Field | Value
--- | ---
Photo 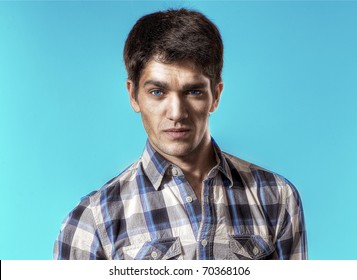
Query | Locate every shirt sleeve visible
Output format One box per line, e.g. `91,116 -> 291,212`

275,179 -> 308,260
53,196 -> 107,260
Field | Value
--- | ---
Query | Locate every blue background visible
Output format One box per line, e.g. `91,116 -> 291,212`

1,0 -> 356,260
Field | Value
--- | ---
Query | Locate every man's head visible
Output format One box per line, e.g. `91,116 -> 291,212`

123,8 -> 223,95
124,9 -> 224,161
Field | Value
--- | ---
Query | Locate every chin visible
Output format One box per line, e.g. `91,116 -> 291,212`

159,142 -> 194,158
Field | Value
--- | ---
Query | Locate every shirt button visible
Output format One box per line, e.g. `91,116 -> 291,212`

172,168 -> 178,176
252,247 -> 259,255
186,196 -> 193,203
151,251 -> 158,259
201,239 -> 208,247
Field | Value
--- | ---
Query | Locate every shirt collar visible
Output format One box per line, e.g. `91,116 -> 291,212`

140,140 -> 171,190
211,138 -> 234,188
140,138 -> 234,190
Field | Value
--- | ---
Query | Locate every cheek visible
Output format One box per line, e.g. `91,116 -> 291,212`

190,102 -> 212,120
140,105 -> 162,131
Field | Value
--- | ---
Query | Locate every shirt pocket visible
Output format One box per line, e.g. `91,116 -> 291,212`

122,237 -> 182,260
228,235 -> 274,260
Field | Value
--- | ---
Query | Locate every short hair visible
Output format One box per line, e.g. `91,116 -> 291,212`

123,8 -> 223,94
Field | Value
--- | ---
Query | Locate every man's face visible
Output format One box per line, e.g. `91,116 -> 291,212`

127,60 -> 223,160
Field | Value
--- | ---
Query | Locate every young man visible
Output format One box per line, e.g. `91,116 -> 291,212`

54,8 -> 307,260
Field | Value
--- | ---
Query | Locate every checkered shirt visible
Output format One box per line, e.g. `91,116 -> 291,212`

54,139 -> 307,260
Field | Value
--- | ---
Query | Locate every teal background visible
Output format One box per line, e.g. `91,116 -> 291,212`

1,1 -> 356,260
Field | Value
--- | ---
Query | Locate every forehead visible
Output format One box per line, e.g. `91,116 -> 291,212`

139,60 -> 210,87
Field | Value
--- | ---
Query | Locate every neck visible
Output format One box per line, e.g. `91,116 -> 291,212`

165,137 -> 217,183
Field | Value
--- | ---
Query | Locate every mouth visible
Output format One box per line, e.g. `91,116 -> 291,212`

163,128 -> 191,139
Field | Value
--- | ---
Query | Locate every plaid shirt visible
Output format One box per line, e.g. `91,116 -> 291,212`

54,139 -> 307,260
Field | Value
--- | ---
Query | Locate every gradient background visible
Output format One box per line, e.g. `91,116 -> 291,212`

1,0 -> 356,260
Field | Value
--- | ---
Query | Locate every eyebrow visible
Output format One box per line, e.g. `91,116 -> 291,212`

181,82 -> 208,92
143,80 -> 209,91
143,80 -> 169,90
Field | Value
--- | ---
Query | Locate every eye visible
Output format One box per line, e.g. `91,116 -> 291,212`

150,90 -> 163,96
188,90 -> 201,95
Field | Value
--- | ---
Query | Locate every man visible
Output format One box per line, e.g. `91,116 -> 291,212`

54,8 -> 307,260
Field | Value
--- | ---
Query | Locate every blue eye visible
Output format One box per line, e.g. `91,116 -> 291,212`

189,90 -> 201,95
150,90 -> 163,96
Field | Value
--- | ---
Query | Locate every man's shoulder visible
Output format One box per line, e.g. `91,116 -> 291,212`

221,150 -> 301,205
222,150 -> 272,175
79,158 -> 142,205
222,151 -> 254,171
222,150 -> 293,189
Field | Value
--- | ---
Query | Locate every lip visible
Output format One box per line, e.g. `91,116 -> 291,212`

163,128 -> 191,139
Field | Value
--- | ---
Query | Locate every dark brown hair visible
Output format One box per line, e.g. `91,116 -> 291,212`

123,8 -> 223,93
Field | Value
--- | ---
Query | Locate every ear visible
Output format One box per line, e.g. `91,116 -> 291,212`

127,80 -> 140,113
209,82 -> 223,113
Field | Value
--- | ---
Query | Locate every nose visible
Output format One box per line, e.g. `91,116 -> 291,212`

166,94 -> 188,122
